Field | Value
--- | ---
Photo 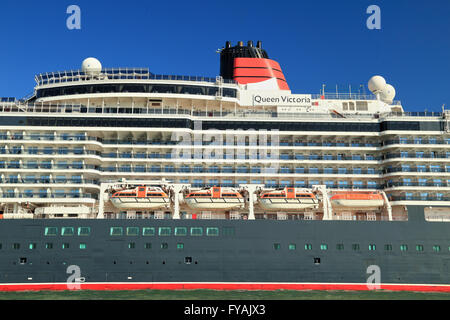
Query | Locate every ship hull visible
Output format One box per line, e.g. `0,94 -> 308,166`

0,205 -> 448,292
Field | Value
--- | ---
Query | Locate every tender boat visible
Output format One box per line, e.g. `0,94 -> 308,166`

258,187 -> 319,211
184,187 -> 245,210
110,186 -> 170,209
330,192 -> 384,209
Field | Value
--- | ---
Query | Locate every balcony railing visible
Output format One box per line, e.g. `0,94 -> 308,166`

2,102 -> 445,121
35,68 -> 236,86
389,195 -> 450,202
384,153 -> 450,160
386,181 -> 449,188
383,139 -> 449,146
0,179 -> 99,185
4,135 -> 450,148
0,192 -> 96,199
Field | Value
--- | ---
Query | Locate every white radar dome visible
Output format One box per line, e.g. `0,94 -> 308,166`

368,75 -> 386,94
380,84 -> 396,104
81,57 -> 102,75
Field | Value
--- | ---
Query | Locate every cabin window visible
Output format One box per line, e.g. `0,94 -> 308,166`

144,243 -> 152,249
175,227 -> 187,236
159,227 -> 171,236
295,180 -> 306,188
128,242 -> 135,249
110,227 -> 123,236
416,245 -> 424,252
222,227 -> 235,236
356,101 -> 368,111
208,179 -> 219,187
304,244 -> 312,250
384,244 -> 393,251
177,243 -> 184,250
62,243 -> 70,249
400,244 -> 408,251
336,244 -> 344,250
45,243 -> 53,249
280,180 -> 291,187
61,227 -> 75,236
352,244 -> 360,251
295,167 -> 305,174
206,227 -> 219,236
433,245 -> 441,252
273,243 -> 281,250
44,227 -> 58,236
190,227 -> 203,236
289,244 -> 296,250
320,244 -> 328,250
142,227 -> 155,236
127,227 -> 139,236
368,244 -> 376,251
161,243 -> 168,249
12,243 -> 20,250
79,243 -> 87,250
78,227 -> 91,236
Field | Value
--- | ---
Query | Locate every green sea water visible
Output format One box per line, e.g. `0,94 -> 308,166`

0,289 -> 449,300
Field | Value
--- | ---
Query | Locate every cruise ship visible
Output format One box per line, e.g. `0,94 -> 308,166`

0,40 -> 449,292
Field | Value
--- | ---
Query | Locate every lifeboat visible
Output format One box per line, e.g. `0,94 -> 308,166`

258,187 -> 318,211
185,187 -> 244,210
110,186 -> 170,209
330,192 -> 384,209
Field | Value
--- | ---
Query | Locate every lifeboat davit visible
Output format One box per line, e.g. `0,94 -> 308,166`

330,192 -> 384,209
185,187 -> 244,210
110,186 -> 170,209
259,187 -> 318,211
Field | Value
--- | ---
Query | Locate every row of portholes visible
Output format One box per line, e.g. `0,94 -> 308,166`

15,257 -> 198,265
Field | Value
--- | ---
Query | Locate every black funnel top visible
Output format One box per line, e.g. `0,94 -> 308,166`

220,41 -> 269,80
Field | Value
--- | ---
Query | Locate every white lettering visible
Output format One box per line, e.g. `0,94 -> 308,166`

366,264 -> 381,290
252,94 -> 311,106
66,265 -> 82,290
66,5 -> 81,30
184,304 -> 218,317
366,5 -> 381,30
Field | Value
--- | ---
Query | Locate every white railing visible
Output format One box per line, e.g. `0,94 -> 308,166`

35,68 -> 236,86
0,102 -> 440,121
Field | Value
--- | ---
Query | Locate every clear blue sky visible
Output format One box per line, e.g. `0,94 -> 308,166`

0,0 -> 448,111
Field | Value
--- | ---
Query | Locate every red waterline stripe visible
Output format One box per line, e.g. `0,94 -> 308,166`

0,282 -> 450,292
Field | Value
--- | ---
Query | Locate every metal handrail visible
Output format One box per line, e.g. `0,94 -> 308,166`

35,68 -> 237,86
1,102 -> 444,120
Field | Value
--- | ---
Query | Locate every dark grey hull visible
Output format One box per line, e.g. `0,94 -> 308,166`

0,206 -> 449,288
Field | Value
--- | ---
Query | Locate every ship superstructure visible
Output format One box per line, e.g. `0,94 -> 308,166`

0,41 -> 449,292
0,41 -> 447,222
